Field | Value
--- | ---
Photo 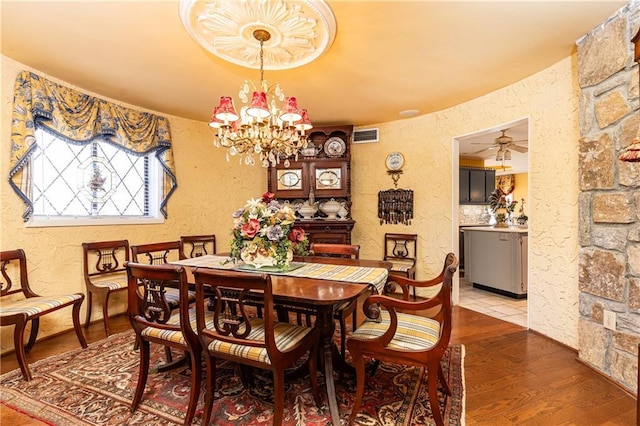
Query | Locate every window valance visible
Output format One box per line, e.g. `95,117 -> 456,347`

9,71 -> 177,220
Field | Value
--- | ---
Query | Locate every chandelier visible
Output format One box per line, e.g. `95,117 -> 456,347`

208,29 -> 312,168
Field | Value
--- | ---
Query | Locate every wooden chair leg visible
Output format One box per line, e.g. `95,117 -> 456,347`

13,316 -> 31,381
202,355 -> 216,426
428,360 -> 444,426
84,290 -> 93,328
348,347 -> 366,425
72,300 -> 88,348
164,345 -> 173,363
25,317 -> 39,353
272,371 -> 285,426
183,350 -> 202,425
102,291 -> 112,337
131,339 -> 150,411
438,363 -> 451,396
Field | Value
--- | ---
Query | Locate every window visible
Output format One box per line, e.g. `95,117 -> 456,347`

28,127 -> 162,227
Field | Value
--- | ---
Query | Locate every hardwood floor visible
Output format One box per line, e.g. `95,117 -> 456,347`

1,307 -> 637,425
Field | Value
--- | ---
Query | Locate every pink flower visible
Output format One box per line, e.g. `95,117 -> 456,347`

241,218 -> 261,238
289,227 -> 306,243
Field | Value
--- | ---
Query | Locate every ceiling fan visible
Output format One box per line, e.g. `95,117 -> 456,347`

470,129 -> 528,161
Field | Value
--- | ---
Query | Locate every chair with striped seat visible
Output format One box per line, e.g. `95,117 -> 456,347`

131,241 -> 196,311
383,233 -> 418,298
347,253 -> 458,426
180,234 -> 216,258
193,268 -> 321,426
126,261 -> 211,425
308,242 -> 361,365
82,240 -> 130,336
1,249 -> 87,381
131,241 -> 196,363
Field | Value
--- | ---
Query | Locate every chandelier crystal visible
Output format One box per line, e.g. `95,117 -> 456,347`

209,29 -> 312,168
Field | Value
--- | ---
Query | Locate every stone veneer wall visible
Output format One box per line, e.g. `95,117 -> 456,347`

577,1 -> 640,392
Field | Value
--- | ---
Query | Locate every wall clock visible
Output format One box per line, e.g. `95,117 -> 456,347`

386,152 -> 405,171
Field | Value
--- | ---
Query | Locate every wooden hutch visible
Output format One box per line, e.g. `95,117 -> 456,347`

268,125 -> 355,244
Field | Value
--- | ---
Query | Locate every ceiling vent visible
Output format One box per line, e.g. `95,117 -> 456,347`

353,128 -> 379,143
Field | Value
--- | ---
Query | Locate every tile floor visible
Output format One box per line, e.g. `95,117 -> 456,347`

458,276 -> 528,328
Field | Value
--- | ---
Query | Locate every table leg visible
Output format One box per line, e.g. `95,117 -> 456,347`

316,307 -> 341,426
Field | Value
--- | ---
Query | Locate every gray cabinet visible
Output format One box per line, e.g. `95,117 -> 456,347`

464,228 -> 528,298
459,167 -> 495,204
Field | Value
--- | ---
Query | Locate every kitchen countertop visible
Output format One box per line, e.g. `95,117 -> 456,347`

460,225 -> 528,233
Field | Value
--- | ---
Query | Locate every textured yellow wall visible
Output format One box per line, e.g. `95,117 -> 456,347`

352,56 -> 579,348
2,54 -> 580,352
512,173 -> 529,211
0,56 -> 265,353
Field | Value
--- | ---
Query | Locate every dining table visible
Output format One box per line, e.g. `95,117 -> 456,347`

170,254 -> 391,426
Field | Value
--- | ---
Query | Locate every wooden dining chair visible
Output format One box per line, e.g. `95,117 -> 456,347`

1,249 -> 87,381
308,242 -> 361,362
310,242 -> 360,259
130,241 -> 194,362
383,233 -> 418,298
193,268 -> 321,426
180,234 -> 216,258
125,261 -> 210,425
347,253 -> 458,426
82,239 -> 130,336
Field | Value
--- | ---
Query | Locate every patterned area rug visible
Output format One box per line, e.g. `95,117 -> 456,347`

0,331 -> 465,425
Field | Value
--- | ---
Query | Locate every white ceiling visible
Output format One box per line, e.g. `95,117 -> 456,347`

0,1 -> 626,129
458,118 -> 529,175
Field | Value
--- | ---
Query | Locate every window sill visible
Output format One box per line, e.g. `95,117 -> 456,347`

26,216 -> 165,228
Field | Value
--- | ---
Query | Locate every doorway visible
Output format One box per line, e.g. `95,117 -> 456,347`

453,118 -> 529,328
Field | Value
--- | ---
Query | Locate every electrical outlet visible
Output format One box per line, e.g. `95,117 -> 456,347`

603,310 -> 616,331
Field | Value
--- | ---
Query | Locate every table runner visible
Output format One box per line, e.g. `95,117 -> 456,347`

171,255 -> 388,294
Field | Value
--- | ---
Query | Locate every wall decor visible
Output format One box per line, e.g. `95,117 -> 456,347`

378,188 -> 414,225
385,151 -> 405,188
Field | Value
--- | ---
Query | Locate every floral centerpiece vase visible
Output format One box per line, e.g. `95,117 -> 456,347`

230,192 -> 309,271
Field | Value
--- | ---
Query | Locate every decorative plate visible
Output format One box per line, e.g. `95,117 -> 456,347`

324,136 -> 346,157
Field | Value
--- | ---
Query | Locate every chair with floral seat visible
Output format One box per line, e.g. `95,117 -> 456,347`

347,253 -> 458,426
125,261 -> 210,425
82,239 -> 130,337
193,268 -> 320,426
1,249 -> 88,381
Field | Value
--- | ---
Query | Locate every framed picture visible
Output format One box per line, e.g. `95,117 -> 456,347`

315,168 -> 342,190
277,169 -> 303,190
497,174 -> 514,195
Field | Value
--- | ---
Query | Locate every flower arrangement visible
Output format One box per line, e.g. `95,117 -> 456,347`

516,198 -> 528,225
230,192 -> 310,269
488,188 -> 517,227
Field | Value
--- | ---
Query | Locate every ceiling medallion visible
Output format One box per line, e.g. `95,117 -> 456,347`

179,0 -> 337,70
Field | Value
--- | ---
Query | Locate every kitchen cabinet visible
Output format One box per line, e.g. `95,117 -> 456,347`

267,125 -> 354,243
462,227 -> 528,298
459,167 -> 495,204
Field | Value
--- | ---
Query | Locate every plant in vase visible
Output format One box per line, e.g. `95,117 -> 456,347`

488,188 -> 517,228
516,198 -> 528,226
230,192 -> 310,270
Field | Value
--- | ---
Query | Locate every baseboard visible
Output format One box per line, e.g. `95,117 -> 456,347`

472,282 -> 527,299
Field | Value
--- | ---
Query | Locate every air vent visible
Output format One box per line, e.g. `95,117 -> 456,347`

353,128 -> 379,143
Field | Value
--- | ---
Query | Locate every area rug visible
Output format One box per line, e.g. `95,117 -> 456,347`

0,330 -> 465,425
